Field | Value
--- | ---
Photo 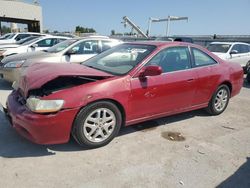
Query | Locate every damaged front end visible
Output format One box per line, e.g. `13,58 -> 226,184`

16,75 -> 109,114
28,75 -> 105,97
5,63 -> 115,144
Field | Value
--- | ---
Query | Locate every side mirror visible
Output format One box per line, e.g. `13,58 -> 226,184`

30,43 -> 38,48
65,49 -> 77,56
230,50 -> 238,55
138,65 -> 162,79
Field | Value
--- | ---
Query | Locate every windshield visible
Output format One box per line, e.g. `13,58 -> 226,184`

0,33 -> 12,39
207,43 -> 231,53
6,33 -> 16,39
82,43 -> 156,75
46,39 -> 78,53
17,36 -> 38,44
21,37 -> 42,46
0,33 -> 15,40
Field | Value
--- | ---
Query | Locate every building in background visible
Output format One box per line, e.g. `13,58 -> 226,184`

0,0 -> 42,34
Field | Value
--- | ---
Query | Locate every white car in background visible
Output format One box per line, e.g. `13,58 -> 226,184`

207,42 -> 250,72
0,33 -> 13,40
0,36 -> 69,60
0,32 -> 45,44
0,36 -> 40,49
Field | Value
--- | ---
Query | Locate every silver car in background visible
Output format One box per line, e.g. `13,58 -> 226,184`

0,37 -> 123,83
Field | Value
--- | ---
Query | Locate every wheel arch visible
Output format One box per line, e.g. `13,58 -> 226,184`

74,98 -> 126,128
219,81 -> 232,95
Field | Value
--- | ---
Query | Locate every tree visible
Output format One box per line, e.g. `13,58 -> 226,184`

0,25 -> 11,34
111,30 -> 115,36
75,26 -> 96,33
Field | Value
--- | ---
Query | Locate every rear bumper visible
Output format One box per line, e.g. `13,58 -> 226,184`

6,91 -> 80,145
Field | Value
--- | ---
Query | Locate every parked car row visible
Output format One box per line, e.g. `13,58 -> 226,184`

0,36 -> 41,49
0,36 -> 69,60
0,32 -> 46,44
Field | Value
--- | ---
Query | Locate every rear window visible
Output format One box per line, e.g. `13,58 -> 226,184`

192,48 -> 217,67
207,43 -> 231,53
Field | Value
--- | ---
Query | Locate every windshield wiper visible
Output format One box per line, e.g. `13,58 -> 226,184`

84,65 -> 105,72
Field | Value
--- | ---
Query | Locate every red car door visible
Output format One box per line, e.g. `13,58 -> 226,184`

129,46 -> 198,121
190,47 -> 221,106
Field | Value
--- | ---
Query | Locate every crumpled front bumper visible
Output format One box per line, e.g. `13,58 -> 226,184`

5,90 -> 80,145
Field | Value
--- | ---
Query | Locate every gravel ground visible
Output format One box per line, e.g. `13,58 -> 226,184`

0,78 -> 249,188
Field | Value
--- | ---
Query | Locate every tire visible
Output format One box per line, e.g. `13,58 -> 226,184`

246,61 -> 250,74
247,72 -> 250,83
72,101 -> 122,148
206,85 -> 230,115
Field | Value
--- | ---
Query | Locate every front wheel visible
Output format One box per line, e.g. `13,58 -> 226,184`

206,85 -> 230,115
72,101 -> 122,148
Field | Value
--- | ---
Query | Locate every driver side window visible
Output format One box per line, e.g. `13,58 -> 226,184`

36,39 -> 54,47
146,47 -> 191,73
231,44 -> 241,54
70,40 -> 99,54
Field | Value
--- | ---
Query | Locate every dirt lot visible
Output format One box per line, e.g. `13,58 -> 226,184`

0,78 -> 250,188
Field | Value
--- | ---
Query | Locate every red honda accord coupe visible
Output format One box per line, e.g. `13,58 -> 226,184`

6,42 -> 243,148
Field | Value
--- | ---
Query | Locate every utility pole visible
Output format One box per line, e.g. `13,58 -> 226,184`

148,16 -> 188,37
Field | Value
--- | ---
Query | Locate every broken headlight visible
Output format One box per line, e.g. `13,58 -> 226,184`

26,97 -> 64,113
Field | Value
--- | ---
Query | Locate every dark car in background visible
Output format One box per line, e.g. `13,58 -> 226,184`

155,36 -> 193,43
246,62 -> 250,83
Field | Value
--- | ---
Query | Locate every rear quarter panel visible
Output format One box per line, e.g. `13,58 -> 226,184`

227,61 -> 244,97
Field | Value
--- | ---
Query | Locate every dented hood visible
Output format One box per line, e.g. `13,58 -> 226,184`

19,63 -> 113,97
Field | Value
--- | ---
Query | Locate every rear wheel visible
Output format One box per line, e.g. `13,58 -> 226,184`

206,85 -> 230,115
72,101 -> 122,148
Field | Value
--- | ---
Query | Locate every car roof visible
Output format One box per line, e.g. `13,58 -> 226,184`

210,42 -> 250,45
39,35 -> 70,39
123,41 -> 198,48
73,37 -> 122,42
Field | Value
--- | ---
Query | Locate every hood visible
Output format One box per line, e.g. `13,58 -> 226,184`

2,51 -> 48,64
3,45 -> 28,56
0,39 -> 14,44
0,44 -> 19,49
19,63 -> 113,97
